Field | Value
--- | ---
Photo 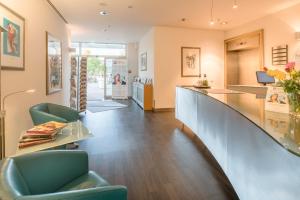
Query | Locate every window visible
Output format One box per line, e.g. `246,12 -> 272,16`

71,42 -> 127,57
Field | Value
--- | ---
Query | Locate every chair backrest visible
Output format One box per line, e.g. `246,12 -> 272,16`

30,103 -> 49,113
0,159 -> 31,198
47,103 -> 67,119
29,103 -> 50,125
12,151 -> 89,195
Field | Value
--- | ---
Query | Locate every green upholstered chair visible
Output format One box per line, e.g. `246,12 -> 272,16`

0,150 -> 127,200
29,103 -> 80,125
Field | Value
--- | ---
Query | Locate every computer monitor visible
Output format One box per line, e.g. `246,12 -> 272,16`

256,71 -> 275,86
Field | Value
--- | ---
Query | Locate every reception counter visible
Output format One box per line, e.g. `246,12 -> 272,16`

176,86 -> 300,200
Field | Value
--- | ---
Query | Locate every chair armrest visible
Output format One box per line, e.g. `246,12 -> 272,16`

14,151 -> 89,194
17,186 -> 127,200
48,104 -> 80,122
29,110 -> 68,125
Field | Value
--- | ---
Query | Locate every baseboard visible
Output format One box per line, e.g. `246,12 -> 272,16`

153,108 -> 175,112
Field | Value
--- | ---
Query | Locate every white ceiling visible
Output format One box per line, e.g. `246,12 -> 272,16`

50,0 -> 300,43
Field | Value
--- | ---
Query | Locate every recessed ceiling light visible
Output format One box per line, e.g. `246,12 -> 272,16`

221,21 -> 228,25
99,2 -> 107,7
233,0 -> 238,9
128,5 -> 133,9
99,11 -> 109,16
210,21 -> 215,26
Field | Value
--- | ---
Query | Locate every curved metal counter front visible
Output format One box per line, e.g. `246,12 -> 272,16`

175,86 -> 300,200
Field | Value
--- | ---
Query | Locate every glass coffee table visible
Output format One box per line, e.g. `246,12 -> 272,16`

14,121 -> 92,156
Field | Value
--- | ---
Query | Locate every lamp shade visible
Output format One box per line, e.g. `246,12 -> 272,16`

0,25 -> 7,32
296,32 -> 300,40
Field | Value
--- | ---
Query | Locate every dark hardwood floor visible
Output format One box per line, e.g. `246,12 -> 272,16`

79,100 -> 239,200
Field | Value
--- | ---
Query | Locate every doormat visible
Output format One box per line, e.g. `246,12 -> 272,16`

87,100 -> 127,113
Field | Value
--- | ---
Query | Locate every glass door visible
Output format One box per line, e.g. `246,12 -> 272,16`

104,58 -> 113,98
87,56 -> 105,101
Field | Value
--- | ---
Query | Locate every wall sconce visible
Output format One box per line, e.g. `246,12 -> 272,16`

296,32 -> 300,40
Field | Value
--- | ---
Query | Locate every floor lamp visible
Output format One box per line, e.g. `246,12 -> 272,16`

0,25 -> 7,160
0,26 -> 35,159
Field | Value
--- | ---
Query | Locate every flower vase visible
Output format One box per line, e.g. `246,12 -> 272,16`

288,93 -> 300,117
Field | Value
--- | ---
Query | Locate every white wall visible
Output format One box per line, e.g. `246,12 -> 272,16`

225,3 -> 300,69
127,42 -> 138,96
138,26 -> 224,109
0,0 -> 70,156
137,4 -> 300,109
138,28 -> 155,80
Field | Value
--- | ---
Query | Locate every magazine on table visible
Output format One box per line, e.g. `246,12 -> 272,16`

18,121 -> 67,148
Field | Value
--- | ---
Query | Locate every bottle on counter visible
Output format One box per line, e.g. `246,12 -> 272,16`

197,74 -> 203,86
203,74 -> 208,86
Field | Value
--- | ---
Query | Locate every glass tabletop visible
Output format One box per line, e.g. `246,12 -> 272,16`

13,121 -> 93,157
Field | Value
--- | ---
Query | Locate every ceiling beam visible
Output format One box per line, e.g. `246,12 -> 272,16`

46,0 -> 69,24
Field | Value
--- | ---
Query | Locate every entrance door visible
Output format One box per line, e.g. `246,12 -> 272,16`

87,56 -> 105,101
104,58 -> 113,98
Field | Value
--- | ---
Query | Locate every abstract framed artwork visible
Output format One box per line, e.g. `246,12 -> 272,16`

181,47 -> 201,77
0,2 -> 25,70
140,52 -> 147,71
46,32 -> 62,95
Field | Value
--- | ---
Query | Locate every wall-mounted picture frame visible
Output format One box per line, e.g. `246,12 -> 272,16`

140,52 -> 147,71
181,47 -> 201,77
46,32 -> 62,95
0,2 -> 25,70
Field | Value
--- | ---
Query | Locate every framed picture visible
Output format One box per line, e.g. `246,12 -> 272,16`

140,52 -> 147,71
181,47 -> 201,77
46,32 -> 62,95
0,2 -> 25,70
265,86 -> 289,114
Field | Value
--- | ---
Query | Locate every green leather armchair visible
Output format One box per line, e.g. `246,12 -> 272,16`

29,103 -> 80,125
0,150 -> 127,200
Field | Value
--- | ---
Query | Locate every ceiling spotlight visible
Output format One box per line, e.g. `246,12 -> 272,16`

221,21 -> 228,25
209,0 -> 215,26
233,0 -> 238,9
99,2 -> 107,7
99,11 -> 109,16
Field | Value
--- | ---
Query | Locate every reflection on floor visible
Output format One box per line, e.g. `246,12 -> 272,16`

79,100 -> 238,200
87,100 -> 128,113
87,82 -> 104,100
